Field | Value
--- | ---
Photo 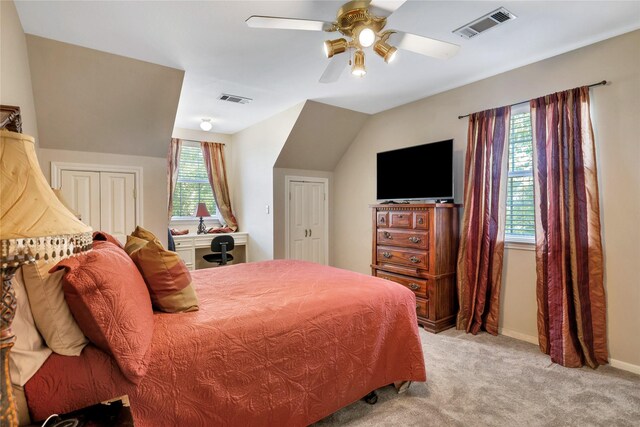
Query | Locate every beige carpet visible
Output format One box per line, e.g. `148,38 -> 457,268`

315,328 -> 640,426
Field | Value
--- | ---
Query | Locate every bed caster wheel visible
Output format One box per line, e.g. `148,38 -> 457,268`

363,391 -> 378,405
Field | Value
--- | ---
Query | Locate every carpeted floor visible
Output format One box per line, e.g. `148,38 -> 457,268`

315,328 -> 640,426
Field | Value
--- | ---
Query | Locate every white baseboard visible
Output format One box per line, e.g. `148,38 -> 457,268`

609,358 -> 640,375
499,327 -> 539,345
499,327 -> 640,375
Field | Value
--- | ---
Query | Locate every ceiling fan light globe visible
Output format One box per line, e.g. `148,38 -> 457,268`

358,27 -> 376,48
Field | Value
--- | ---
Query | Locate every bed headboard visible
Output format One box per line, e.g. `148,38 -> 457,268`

0,105 -> 22,133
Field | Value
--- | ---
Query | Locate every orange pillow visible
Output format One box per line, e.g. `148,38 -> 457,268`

125,235 -> 199,313
52,241 -> 154,384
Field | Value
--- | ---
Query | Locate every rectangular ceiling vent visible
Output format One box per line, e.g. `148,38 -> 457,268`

219,93 -> 252,104
453,7 -> 517,39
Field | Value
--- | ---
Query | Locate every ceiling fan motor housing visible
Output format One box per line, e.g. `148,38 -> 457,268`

335,0 -> 387,41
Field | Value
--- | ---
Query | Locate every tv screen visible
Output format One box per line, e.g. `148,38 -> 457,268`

376,139 -> 453,201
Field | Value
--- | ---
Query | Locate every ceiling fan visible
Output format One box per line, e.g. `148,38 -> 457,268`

246,0 -> 460,83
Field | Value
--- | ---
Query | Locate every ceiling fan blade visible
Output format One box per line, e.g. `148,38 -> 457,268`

391,31 -> 460,59
368,0 -> 407,17
246,15 -> 334,32
319,55 -> 348,84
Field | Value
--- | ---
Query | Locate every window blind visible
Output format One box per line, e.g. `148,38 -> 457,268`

506,112 -> 535,237
172,145 -> 217,217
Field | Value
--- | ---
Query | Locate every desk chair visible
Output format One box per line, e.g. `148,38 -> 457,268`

203,235 -> 235,266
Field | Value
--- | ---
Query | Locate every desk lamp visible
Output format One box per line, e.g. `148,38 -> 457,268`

195,203 -> 211,234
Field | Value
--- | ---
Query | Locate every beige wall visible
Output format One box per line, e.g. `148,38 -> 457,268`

38,148 -> 168,247
273,168 -> 334,264
26,35 -> 183,158
333,31 -> 640,369
230,103 -> 304,262
0,0 -> 38,138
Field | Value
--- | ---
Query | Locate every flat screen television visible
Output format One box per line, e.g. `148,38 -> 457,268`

376,139 -> 453,201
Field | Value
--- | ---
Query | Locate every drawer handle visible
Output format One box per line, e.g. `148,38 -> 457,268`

379,217 -> 385,223
418,218 -> 424,224
409,283 -> 420,291
382,252 -> 392,259
408,236 -> 421,243
383,231 -> 392,239
416,303 -> 420,311
409,256 -> 420,264
398,215 -> 403,218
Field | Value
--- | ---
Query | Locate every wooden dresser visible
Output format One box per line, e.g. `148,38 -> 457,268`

371,204 -> 459,333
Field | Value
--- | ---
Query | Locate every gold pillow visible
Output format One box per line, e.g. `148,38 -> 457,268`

131,225 -> 161,245
22,261 -> 88,356
125,235 -> 199,313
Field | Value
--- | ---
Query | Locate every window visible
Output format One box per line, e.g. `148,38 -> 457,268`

506,107 -> 535,242
172,143 -> 217,218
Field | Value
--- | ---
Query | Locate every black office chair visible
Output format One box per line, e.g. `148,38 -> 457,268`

203,235 -> 235,266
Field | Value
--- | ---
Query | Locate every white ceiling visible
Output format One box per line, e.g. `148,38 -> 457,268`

15,1 -> 640,134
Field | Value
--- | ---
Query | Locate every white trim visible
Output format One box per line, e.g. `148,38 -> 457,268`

505,240 -> 536,251
499,327 -> 538,345
284,175 -> 330,265
51,161 -> 144,227
609,358 -> 640,375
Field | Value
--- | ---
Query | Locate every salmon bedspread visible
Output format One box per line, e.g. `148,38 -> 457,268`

25,260 -> 426,426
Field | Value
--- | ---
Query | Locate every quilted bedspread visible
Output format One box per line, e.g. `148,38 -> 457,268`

25,260 -> 426,426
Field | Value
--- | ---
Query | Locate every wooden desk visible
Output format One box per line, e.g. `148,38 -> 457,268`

172,232 -> 249,270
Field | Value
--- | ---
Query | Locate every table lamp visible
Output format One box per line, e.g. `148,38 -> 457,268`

195,203 -> 211,234
0,129 -> 93,426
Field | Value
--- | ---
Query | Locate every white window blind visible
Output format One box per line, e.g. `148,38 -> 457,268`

172,145 -> 217,217
506,110 -> 535,239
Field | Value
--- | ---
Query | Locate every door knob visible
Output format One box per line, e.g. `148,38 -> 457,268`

309,229 -> 312,237
305,229 -> 308,237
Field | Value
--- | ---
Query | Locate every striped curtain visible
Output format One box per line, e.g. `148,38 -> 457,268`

167,138 -> 182,220
201,142 -> 239,231
456,106 -> 510,335
531,87 -> 608,368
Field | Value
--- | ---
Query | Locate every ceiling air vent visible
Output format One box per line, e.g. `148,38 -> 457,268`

453,7 -> 517,39
218,93 -> 253,104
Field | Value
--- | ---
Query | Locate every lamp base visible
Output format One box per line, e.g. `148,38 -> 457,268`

197,217 -> 207,235
1,267 -> 18,427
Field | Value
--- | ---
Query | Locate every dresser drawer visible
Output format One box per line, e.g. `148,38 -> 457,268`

414,211 -> 429,230
415,297 -> 429,319
377,229 -> 428,249
388,211 -> 413,228
376,271 -> 428,298
377,246 -> 428,270
376,212 -> 389,228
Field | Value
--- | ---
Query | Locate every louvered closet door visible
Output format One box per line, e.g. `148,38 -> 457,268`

60,170 -> 136,244
287,181 -> 326,264
60,170 -> 101,231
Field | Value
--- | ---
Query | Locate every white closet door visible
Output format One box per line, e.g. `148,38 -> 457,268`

288,181 -> 308,261
306,182 -> 325,264
100,172 -> 136,244
60,170 -> 101,231
287,180 -> 326,264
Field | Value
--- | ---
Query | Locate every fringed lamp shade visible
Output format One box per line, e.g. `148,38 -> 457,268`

52,188 -> 82,220
0,130 -> 93,267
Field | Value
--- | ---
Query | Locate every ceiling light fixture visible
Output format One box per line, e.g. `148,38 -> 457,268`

374,35 -> 398,63
200,118 -> 213,131
357,27 -> 376,48
323,38 -> 348,58
351,50 -> 366,77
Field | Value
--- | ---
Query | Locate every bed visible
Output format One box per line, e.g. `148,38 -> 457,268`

24,259 -> 426,426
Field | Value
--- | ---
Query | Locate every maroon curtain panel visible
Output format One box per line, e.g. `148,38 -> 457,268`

201,142 -> 239,231
456,106 -> 510,335
167,138 -> 182,220
530,87 -> 608,368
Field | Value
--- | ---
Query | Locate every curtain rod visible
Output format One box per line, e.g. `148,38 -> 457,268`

180,138 -> 226,145
457,80 -> 607,120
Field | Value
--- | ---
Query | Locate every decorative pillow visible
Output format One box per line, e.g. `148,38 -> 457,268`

52,241 -> 154,384
92,230 -> 124,249
131,225 -> 160,244
8,268 -> 52,386
125,235 -> 199,313
22,261 -> 88,356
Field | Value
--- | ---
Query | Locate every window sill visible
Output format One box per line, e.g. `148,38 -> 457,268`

505,236 -> 535,251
